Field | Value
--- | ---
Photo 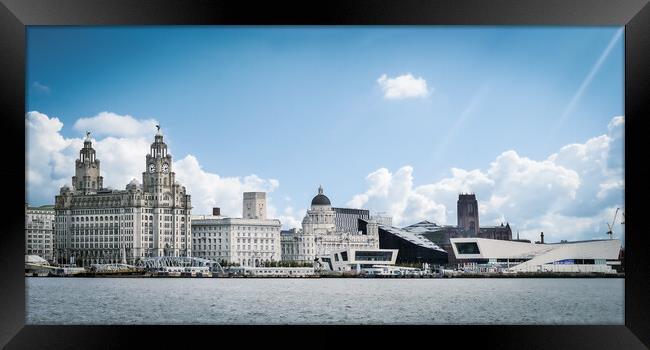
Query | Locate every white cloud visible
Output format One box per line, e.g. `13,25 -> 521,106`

26,111 -> 302,229
26,111 -> 159,203
348,116 -> 625,242
173,155 -> 280,218
73,111 -> 159,138
377,73 -> 430,99
26,111 -> 80,201
347,166 -> 447,225
607,116 -> 625,131
32,81 -> 51,94
267,204 -> 304,230
26,110 -> 626,238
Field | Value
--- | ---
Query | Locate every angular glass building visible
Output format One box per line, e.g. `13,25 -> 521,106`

359,219 -> 448,265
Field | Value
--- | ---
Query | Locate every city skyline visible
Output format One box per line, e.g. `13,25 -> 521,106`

26,26 -> 624,243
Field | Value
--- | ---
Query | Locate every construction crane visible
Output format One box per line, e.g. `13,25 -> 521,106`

606,208 -> 621,240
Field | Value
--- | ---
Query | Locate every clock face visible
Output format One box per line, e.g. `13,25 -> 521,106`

148,163 -> 156,173
162,163 -> 169,174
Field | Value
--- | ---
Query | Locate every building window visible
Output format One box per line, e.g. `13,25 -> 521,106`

455,242 -> 481,254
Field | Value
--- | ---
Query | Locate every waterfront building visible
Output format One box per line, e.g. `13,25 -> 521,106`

191,193 -> 281,267
333,207 -> 369,234
315,248 -> 398,272
54,128 -> 192,266
390,193 -> 512,266
450,237 -> 621,273
25,204 -> 55,262
280,228 -> 310,261
280,186 -> 379,262
375,223 -> 449,265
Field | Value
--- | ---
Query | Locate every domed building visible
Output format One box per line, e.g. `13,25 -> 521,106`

302,186 -> 336,235
281,186 -> 379,262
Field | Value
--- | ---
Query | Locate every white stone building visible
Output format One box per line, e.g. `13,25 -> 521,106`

25,204 -> 55,262
54,128 -> 192,266
281,186 -> 379,262
280,228 -> 314,262
191,192 -> 281,266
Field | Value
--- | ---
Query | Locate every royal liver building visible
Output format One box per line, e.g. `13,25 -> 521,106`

54,127 -> 192,266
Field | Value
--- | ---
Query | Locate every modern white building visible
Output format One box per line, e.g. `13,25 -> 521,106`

281,186 -> 379,262
54,128 -> 192,266
25,204 -> 55,262
316,248 -> 398,272
450,237 -> 621,273
191,192 -> 281,267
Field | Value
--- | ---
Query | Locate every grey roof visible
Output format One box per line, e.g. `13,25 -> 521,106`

311,194 -> 331,206
378,224 -> 447,253
402,220 -> 454,233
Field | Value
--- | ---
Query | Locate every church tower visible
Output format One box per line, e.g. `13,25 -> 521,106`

72,132 -> 103,194
142,125 -> 175,195
457,193 -> 479,235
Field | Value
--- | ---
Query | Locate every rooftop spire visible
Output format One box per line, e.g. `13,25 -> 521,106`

85,131 -> 91,142
318,185 -> 323,195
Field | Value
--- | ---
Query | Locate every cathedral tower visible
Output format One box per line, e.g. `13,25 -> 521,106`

72,132 -> 103,194
457,193 -> 479,235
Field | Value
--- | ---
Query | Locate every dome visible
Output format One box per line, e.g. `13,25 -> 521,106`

60,184 -> 72,194
126,178 -> 141,190
310,185 -> 331,206
311,194 -> 331,206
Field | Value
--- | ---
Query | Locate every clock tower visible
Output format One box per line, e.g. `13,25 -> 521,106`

72,132 -> 103,194
143,125 -> 175,195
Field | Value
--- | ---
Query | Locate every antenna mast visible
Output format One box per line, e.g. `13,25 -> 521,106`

607,208 -> 620,240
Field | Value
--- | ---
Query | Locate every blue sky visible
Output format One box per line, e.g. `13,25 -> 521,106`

26,26 -> 625,242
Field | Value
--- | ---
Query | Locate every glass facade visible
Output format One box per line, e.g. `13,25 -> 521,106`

455,242 -> 480,254
354,251 -> 393,261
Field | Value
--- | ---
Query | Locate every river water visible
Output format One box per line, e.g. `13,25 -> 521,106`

26,277 -> 624,325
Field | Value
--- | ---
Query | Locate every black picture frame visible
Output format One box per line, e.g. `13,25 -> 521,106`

1,0 -> 649,348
